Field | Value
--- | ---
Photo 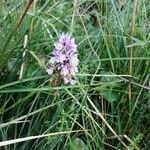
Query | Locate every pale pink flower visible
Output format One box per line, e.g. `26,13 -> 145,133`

47,33 -> 79,85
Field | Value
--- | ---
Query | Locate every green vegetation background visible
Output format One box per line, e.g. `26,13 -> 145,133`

0,0 -> 150,149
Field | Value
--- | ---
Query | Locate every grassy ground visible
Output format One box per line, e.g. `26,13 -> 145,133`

0,0 -> 150,149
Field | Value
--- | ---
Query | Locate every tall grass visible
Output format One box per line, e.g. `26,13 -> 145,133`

0,0 -> 150,149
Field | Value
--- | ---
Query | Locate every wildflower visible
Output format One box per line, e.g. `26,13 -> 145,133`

47,33 -> 79,85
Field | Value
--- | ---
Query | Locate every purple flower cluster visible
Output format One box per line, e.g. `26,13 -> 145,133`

47,33 -> 79,85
